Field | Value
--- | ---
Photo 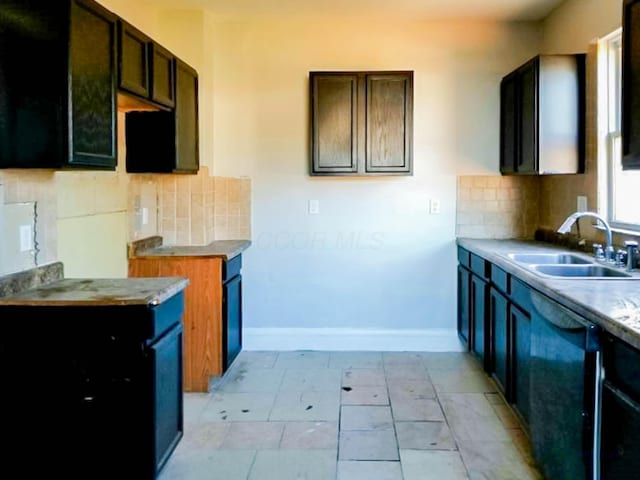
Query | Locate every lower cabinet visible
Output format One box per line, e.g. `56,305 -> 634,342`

470,273 -> 489,369
0,292 -> 185,478
457,264 -> 471,348
129,254 -> 243,392
489,286 -> 509,396
511,303 -> 531,425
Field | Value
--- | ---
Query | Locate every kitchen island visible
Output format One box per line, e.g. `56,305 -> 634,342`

0,263 -> 188,479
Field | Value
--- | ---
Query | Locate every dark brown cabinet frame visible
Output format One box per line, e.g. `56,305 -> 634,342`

622,0 -> 640,169
310,71 -> 413,176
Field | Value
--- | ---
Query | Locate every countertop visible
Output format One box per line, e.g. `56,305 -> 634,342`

0,277 -> 189,307
129,236 -> 251,261
457,238 -> 640,350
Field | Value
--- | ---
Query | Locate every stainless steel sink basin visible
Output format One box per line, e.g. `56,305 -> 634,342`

508,253 -> 592,265
532,264 -> 632,278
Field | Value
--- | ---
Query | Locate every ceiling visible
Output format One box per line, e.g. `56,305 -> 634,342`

156,0 -> 566,21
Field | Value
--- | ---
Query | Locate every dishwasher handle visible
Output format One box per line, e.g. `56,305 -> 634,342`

530,290 -> 600,352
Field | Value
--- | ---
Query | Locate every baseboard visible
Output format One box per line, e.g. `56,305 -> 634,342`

243,327 -> 464,352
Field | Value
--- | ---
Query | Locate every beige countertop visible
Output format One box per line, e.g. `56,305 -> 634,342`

130,237 -> 251,261
457,238 -> 640,350
0,277 -> 189,307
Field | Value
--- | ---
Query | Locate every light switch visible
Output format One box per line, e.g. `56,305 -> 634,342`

577,196 -> 588,212
19,224 -> 32,252
308,199 -> 320,215
429,199 -> 441,215
142,207 -> 149,225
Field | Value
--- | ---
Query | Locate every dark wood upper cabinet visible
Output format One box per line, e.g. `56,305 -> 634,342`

310,71 -> 413,176
500,55 -> 585,175
125,59 -> 199,174
118,20 -> 175,110
0,0 -> 117,169
622,0 -> 640,170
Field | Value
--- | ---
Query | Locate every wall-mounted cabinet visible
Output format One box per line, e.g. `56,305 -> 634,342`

500,55 -> 585,175
118,20 -> 175,110
0,0 -> 117,170
125,59 -> 199,173
310,71 -> 413,176
622,0 -> 640,170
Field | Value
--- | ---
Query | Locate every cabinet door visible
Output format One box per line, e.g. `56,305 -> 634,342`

310,73 -> 359,174
500,73 -> 518,174
457,266 -> 471,349
601,382 -> 640,478
69,0 -> 117,168
175,59 -> 199,173
471,274 -> 489,369
622,0 -> 640,170
151,43 -> 175,108
490,287 -> 509,397
511,303 -> 531,424
365,72 -> 413,174
223,274 -> 243,371
149,323 -> 184,476
517,59 -> 538,174
118,20 -> 150,98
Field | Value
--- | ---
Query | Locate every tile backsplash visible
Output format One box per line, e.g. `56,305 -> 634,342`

456,175 -> 540,239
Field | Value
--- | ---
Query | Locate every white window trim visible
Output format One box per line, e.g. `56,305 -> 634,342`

598,28 -> 640,233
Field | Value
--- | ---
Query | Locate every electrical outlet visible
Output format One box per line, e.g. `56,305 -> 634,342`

308,199 -> 320,215
429,199 -> 441,215
577,196 -> 588,212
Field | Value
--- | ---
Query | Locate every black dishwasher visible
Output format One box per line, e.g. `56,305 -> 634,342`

529,290 -> 602,480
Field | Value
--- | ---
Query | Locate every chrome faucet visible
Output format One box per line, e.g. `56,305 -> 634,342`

557,211 -> 615,263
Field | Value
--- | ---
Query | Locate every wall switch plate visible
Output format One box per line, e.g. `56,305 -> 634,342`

142,207 -> 149,225
577,195 -> 588,212
429,198 -> 441,214
19,225 -> 32,252
308,199 -> 320,215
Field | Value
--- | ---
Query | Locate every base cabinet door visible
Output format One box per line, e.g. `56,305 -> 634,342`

490,287 -> 509,397
511,303 -> 531,425
457,265 -> 471,349
471,274 -> 489,369
601,383 -> 640,478
223,274 -> 243,371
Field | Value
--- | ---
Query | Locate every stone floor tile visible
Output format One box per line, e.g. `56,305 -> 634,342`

274,351 -> 331,370
280,421 -> 339,449
200,392 -> 276,421
160,449 -> 256,480
457,439 -> 543,480
491,402 -> 521,429
340,405 -> 393,430
337,460 -> 403,480
249,449 -> 337,480
400,449 -> 469,480
431,368 -> 497,394
280,368 -> 342,392
329,352 -> 383,369
182,393 -> 211,423
339,430 -> 399,460
217,368 -> 285,393
395,421 -> 457,450
438,393 -> 511,442
382,352 -> 424,367
221,421 -> 285,449
420,352 -> 481,371
269,390 -> 340,421
390,396 -> 445,421
342,368 -> 387,386
388,381 -> 436,400
384,365 -> 430,383
341,385 -> 389,405
178,421 -> 229,451
232,351 -> 279,369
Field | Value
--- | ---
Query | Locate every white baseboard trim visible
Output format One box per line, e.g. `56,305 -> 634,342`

243,327 -> 464,352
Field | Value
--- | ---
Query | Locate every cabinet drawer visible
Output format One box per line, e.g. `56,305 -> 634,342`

471,253 -> 490,279
491,266 -> 508,294
458,247 -> 470,268
223,255 -> 242,282
510,277 -> 531,312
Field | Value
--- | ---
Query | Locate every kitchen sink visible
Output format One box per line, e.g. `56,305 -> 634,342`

532,264 -> 632,278
508,253 -> 592,265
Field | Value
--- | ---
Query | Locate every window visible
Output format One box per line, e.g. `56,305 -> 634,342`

600,29 -> 640,230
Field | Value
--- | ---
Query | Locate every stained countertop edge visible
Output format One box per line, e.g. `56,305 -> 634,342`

457,238 -> 640,350
131,239 -> 252,261
0,277 -> 190,307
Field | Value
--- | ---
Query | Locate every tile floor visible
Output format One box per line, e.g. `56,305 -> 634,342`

160,351 -> 543,480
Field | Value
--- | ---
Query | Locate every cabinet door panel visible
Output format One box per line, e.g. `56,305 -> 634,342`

223,275 -> 242,371
490,287 -> 509,397
151,43 -> 175,108
175,60 -> 199,173
311,74 -> 358,174
500,74 -> 517,174
457,266 -> 471,349
622,0 -> 640,169
365,73 -> 413,173
601,383 -> 640,478
471,274 -> 489,369
518,61 -> 538,174
69,0 -> 117,168
511,303 -> 531,424
118,21 -> 149,98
